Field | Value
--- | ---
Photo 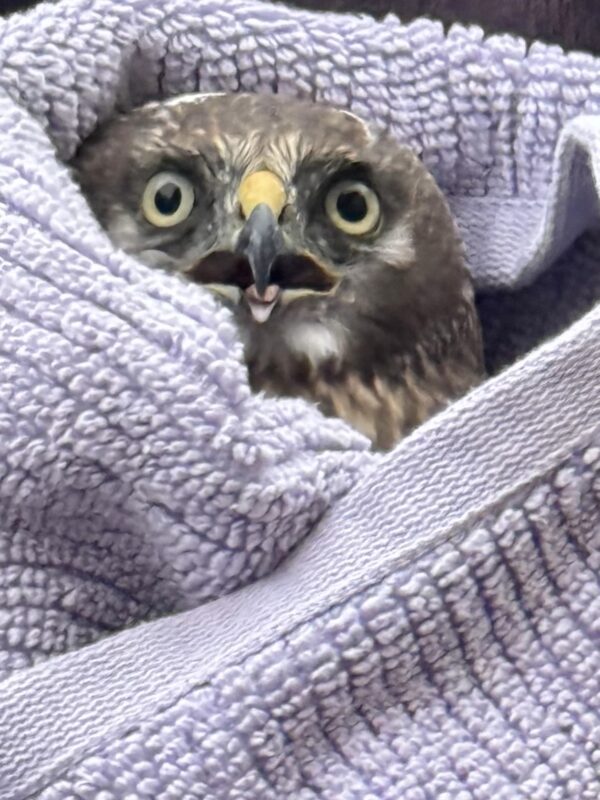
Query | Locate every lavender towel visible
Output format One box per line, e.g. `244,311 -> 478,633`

1,0 -> 600,797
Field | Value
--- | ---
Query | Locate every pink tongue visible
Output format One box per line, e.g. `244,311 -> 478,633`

245,284 -> 280,323
246,284 -> 280,304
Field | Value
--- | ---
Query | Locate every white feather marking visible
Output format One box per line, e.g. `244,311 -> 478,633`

373,221 -> 416,267
338,109 -> 375,142
141,92 -> 227,110
286,322 -> 344,366
462,281 -> 475,302
107,212 -> 141,250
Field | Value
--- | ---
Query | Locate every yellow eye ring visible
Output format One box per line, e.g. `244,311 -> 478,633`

142,171 -> 195,227
325,180 -> 381,236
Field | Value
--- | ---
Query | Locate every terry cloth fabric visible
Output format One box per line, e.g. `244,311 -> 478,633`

1,1 -> 600,797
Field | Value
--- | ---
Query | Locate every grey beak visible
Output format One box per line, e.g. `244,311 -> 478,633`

235,203 -> 284,296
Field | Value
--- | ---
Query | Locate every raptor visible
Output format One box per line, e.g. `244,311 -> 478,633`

73,92 -> 485,449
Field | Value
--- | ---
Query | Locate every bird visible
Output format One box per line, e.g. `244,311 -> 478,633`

71,92 -> 485,450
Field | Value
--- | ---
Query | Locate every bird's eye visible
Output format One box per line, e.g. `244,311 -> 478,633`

142,171 -> 195,227
325,180 -> 381,235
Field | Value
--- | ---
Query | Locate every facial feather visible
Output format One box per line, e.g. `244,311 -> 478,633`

71,92 -> 485,449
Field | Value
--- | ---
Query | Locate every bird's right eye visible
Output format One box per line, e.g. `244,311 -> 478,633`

142,171 -> 195,227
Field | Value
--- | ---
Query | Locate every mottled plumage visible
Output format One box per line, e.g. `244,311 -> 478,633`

72,93 -> 484,449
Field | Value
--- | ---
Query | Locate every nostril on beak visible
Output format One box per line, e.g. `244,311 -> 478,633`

279,203 -> 292,224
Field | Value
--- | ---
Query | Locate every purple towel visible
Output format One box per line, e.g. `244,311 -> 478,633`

1,1 -> 600,797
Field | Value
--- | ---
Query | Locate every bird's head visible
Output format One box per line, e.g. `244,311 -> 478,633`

73,93 -> 473,377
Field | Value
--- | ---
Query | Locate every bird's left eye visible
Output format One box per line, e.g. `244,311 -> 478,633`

325,180 -> 381,236
142,171 -> 195,227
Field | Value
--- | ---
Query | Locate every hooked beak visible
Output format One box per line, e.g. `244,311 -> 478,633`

236,169 -> 286,298
190,169 -> 340,324
236,202 -> 284,296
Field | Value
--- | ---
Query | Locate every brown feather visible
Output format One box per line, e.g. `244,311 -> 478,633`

71,93 -> 486,450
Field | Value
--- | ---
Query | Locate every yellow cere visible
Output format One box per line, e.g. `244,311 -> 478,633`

238,170 -> 286,219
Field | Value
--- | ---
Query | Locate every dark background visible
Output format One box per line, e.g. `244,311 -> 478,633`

1,0 -> 598,53
293,0 -> 600,52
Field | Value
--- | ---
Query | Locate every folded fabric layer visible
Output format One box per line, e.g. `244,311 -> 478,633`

0,0 -> 599,797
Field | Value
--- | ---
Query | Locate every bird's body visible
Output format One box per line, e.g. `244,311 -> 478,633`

72,93 -> 484,449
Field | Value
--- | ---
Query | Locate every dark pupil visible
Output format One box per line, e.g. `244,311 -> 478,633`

336,190 -> 368,223
155,182 -> 182,215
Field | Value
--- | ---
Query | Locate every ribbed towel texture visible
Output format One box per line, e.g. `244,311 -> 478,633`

1,0 -> 600,797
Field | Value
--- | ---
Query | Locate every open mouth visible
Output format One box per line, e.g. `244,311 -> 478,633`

244,283 -> 281,323
187,251 -> 339,323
